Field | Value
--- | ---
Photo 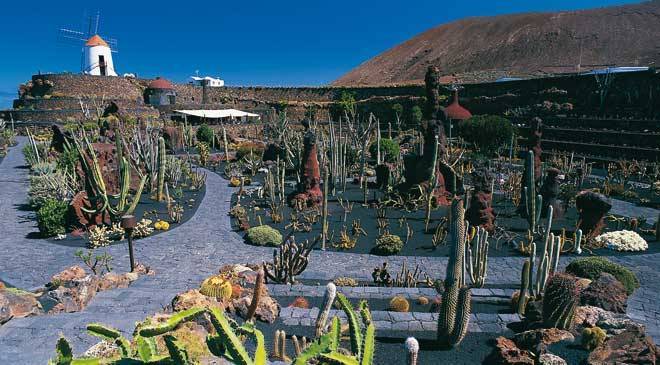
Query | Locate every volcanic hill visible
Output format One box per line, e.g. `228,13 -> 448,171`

333,1 -> 660,85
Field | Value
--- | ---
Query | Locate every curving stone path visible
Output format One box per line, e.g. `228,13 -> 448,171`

0,137 -> 658,364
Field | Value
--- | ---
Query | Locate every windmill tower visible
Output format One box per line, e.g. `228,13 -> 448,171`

58,11 -> 119,76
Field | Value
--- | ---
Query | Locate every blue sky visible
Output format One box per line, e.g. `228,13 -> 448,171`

0,0 -> 640,108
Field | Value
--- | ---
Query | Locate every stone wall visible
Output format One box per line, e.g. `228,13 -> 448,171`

24,73 -> 144,101
6,70 -> 660,124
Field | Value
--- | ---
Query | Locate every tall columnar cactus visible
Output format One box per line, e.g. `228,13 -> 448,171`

424,135 -> 440,233
247,269 -> 264,322
521,150 -> 543,232
542,273 -> 580,330
517,259 -> 531,315
206,307 -> 267,365
74,132 -> 147,222
157,136 -> 166,201
405,337 -> 419,365
438,199 -> 471,348
315,282 -> 337,338
467,226 -> 489,287
574,229 -> 583,254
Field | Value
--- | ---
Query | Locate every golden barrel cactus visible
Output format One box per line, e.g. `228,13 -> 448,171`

199,274 -> 233,301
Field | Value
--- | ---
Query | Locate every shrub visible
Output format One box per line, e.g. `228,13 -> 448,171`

408,105 -> 423,129
30,161 -> 57,175
582,326 -> 606,350
245,225 -> 282,246
565,256 -> 639,295
374,233 -> 404,255
37,199 -> 68,237
369,138 -> 400,163
28,172 -> 76,208
57,146 -> 80,173
235,143 -> 264,160
388,295 -> 410,312
196,124 -> 214,145
457,115 -> 514,155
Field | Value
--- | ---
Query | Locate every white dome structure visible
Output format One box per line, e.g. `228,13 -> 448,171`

83,35 -> 117,76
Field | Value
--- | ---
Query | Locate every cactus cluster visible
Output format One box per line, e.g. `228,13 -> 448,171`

73,131 -> 147,223
466,226 -> 489,287
294,293 -> 375,365
437,199 -> 471,348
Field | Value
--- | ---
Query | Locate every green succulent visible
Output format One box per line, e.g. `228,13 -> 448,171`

245,225 -> 283,247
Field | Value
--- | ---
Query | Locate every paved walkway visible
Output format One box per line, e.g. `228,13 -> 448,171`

0,137 -> 658,364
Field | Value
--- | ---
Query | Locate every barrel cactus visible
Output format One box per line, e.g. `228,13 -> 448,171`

542,273 -> 580,330
199,274 -> 233,301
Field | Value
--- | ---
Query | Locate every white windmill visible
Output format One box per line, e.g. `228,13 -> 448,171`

58,11 -> 119,76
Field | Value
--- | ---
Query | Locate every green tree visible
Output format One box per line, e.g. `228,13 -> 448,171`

196,124 -> 214,145
392,103 -> 404,130
409,105 -> 423,129
457,115 -> 515,156
338,91 -> 357,118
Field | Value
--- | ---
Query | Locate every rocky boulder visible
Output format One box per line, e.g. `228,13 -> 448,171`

172,289 -> 226,313
487,336 -> 535,365
513,328 -> 574,355
574,306 -> 607,328
539,353 -> 567,365
0,288 -> 43,324
588,324 -> 657,364
48,274 -> 99,313
232,287 -> 280,323
581,273 -> 628,313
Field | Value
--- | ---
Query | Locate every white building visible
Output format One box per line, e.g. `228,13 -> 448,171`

83,35 -> 117,76
191,76 -> 224,87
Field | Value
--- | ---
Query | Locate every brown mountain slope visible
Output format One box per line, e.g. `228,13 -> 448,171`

333,1 -> 660,86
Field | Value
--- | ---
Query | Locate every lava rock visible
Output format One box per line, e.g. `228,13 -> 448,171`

588,323 -> 657,364
575,191 -> 612,238
48,274 -> 99,313
232,287 -> 280,323
513,328 -> 574,354
540,167 -> 563,218
0,288 -> 43,324
539,353 -> 567,365
581,273 -> 628,313
487,336 -> 535,365
574,305 -> 607,328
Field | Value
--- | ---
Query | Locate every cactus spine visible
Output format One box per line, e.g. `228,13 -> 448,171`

157,136 -> 166,201
467,226 -> 489,287
438,199 -> 471,348
315,282 -> 337,338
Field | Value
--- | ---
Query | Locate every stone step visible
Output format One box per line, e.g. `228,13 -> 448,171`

267,283 -> 516,302
279,307 -> 521,333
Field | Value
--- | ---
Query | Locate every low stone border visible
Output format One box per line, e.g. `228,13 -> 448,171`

267,283 -> 516,301
279,307 -> 521,333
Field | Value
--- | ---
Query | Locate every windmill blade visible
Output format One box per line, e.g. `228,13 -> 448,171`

103,37 -> 119,53
58,28 -> 87,46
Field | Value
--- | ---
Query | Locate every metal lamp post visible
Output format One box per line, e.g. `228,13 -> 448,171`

121,215 -> 137,272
